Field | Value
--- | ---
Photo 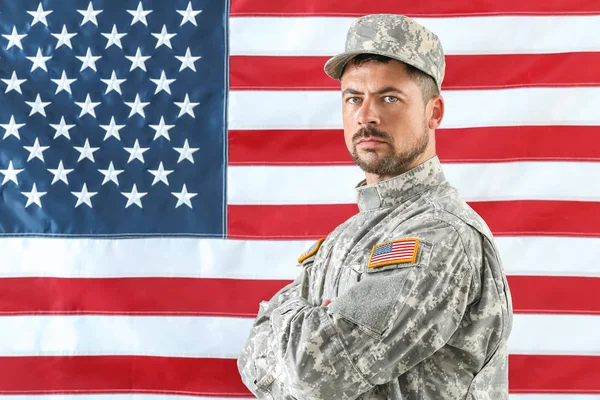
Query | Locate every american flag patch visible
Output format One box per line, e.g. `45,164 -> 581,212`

368,238 -> 420,268
297,238 -> 325,263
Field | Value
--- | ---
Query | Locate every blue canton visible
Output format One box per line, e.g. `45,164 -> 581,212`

0,0 -> 227,237
373,242 -> 393,256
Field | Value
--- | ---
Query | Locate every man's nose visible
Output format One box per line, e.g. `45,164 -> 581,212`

356,99 -> 380,126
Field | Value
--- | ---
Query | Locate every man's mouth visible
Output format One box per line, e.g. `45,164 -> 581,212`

356,138 -> 387,147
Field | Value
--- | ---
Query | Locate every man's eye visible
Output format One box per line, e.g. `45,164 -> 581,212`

384,96 -> 398,103
347,97 -> 361,104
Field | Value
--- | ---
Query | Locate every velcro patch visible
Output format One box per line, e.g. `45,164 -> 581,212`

297,238 -> 325,263
368,238 -> 419,269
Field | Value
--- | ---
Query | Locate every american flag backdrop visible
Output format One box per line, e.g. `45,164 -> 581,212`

0,0 -> 599,398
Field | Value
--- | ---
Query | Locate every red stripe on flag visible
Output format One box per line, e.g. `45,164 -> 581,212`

0,277 -> 289,317
508,276 -> 600,315
228,201 -> 600,239
0,356 -> 250,396
230,54 -> 600,91
469,200 -> 600,237
229,126 -> 600,166
0,276 -> 598,316
0,355 -> 598,394
230,0 -> 600,16
509,355 -> 600,393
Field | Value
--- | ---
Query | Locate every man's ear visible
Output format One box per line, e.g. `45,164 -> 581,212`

427,95 -> 444,130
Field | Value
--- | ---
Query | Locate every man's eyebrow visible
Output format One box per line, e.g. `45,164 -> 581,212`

341,86 -> 407,97
341,88 -> 362,96
373,86 -> 407,96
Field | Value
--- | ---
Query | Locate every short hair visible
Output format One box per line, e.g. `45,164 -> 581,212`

343,54 -> 440,103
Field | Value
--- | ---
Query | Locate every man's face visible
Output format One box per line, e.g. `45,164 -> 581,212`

341,60 -> 437,179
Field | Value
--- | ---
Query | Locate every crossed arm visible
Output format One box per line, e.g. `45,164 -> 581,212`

237,236 -> 477,399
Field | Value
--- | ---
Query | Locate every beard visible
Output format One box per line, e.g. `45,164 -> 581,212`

350,124 -> 429,176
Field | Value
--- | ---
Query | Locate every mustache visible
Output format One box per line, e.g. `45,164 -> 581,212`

352,126 -> 391,143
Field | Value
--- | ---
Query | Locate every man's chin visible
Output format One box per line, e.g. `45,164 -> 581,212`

354,158 -> 389,174
355,152 -> 387,166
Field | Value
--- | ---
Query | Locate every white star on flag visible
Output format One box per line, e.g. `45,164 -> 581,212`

100,71 -> 126,95
72,183 -> 98,208
175,47 -> 201,72
51,70 -> 77,95
51,25 -> 77,49
1,116 -> 25,140
48,161 -> 74,185
78,2 -> 103,26
0,161 -> 23,185
102,24 -> 127,49
127,2 -> 152,26
2,26 -> 26,50
22,183 -> 47,208
171,184 -> 197,208
100,117 -> 125,141
24,138 -> 50,162
98,162 -> 124,186
150,70 -> 176,95
125,94 -> 150,118
152,25 -> 176,49
149,116 -> 175,140
175,94 -> 199,118
173,139 -> 199,164
77,48 -> 102,72
126,48 -> 151,72
148,161 -> 174,186
25,94 -> 51,117
50,116 -> 75,140
121,184 -> 147,208
177,2 -> 202,26
124,139 -> 149,163
26,48 -> 51,72
74,138 -> 100,163
75,94 -> 101,118
27,3 -> 53,27
1,71 -> 27,94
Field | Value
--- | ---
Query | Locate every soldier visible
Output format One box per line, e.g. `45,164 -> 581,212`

238,13 -> 513,400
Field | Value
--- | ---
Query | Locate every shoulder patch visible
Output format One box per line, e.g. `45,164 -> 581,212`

368,238 -> 419,269
297,238 -> 326,263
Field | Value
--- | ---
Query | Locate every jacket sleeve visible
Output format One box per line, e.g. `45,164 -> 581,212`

261,233 -> 481,399
237,269 -> 306,398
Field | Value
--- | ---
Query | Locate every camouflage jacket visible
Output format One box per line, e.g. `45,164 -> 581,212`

237,156 -> 513,399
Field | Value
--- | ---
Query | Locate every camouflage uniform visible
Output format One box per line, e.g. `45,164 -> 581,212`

238,157 -> 513,399
238,13 -> 513,400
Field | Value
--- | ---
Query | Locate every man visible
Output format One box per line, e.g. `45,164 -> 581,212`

238,14 -> 513,400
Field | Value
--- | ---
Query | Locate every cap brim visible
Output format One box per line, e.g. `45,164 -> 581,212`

324,50 -> 405,80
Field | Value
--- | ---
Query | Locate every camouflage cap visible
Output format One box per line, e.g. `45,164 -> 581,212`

324,14 -> 445,90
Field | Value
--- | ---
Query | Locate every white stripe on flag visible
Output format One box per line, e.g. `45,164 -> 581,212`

0,237 -> 598,279
228,88 -> 600,130
0,314 -> 598,357
0,315 -> 252,358
230,16 -> 600,56
227,162 -> 600,205
510,314 -> 600,355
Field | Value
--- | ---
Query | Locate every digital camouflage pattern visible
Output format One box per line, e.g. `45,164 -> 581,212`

238,156 -> 513,399
324,14 -> 446,90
